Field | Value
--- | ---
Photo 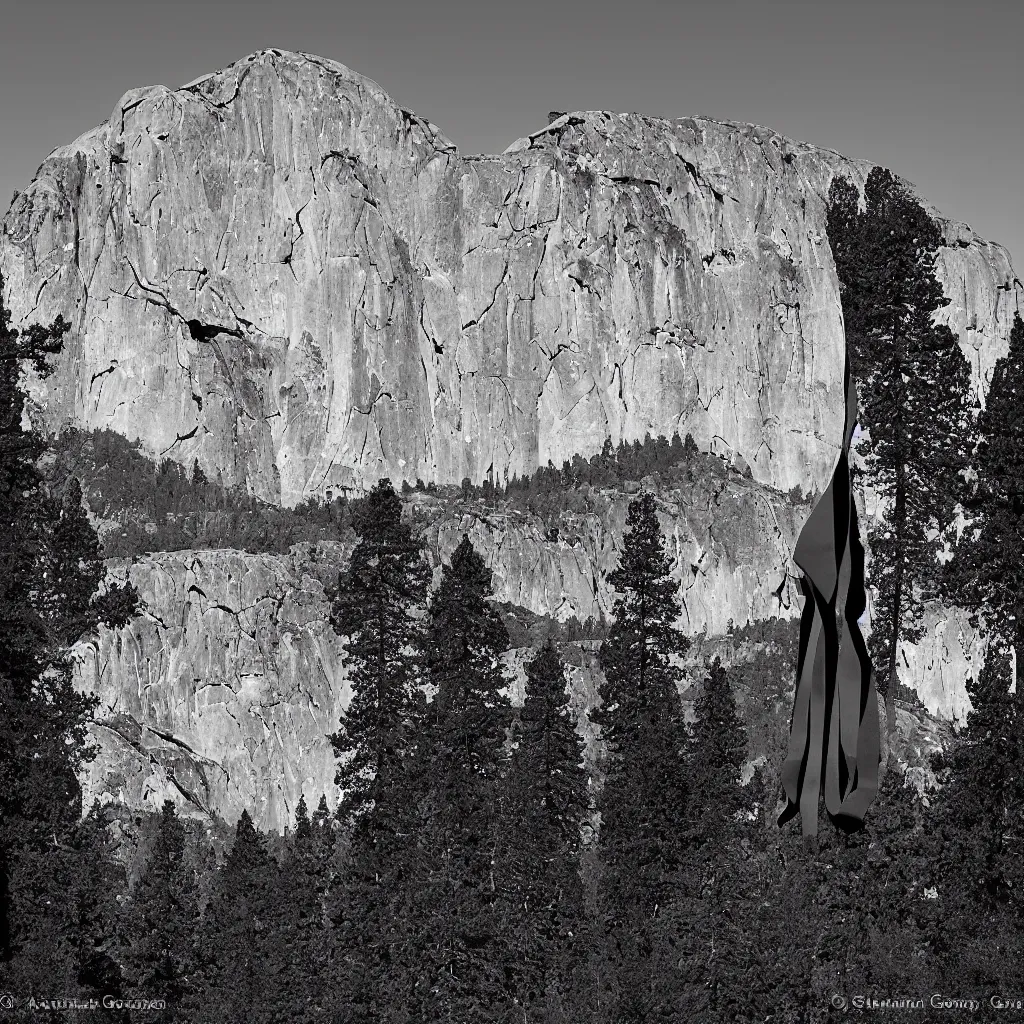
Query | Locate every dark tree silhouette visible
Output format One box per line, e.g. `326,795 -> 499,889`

120,801 -> 198,1020
328,477 -> 430,823
186,811 -> 280,1023
0,272 -> 138,983
497,639 -> 589,1018
942,312 -> 1024,667
591,491 -> 691,1019
269,796 -> 338,1022
325,481 -> 432,1020
922,647 -> 1023,931
397,535 -> 516,1022
826,168 -> 975,755
684,656 -> 751,848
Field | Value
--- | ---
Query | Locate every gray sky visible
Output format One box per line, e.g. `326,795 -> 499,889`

2,0 -> 1021,268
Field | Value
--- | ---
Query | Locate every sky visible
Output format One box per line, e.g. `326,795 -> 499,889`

2,0 -> 1021,268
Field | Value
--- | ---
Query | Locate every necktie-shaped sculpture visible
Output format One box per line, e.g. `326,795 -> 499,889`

778,352 -> 881,836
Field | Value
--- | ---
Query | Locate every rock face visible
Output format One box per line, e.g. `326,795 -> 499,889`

75,545 -> 351,831
73,477 -> 976,832
896,600 -> 989,724
416,474 -> 808,635
75,476 -> 808,831
3,49 -> 1019,506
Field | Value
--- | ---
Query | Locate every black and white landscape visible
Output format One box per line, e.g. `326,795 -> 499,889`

1,3 -> 1022,1021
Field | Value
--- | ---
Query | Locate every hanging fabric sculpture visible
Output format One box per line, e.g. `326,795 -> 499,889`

778,351 -> 881,836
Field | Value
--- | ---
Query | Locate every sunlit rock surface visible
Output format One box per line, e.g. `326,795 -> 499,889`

415,475 -> 808,634
75,545 -> 350,831
4,49 -> 1019,507
74,475 -> 809,830
74,480 -> 973,831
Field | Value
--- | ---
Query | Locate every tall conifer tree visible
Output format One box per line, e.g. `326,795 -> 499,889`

683,656 -> 750,848
333,537 -> 515,1023
942,312 -> 1024,669
498,639 -> 589,1020
936,314 -> 1024,988
399,535 -> 516,1022
66,808 -> 130,1010
120,801 -> 198,1020
271,796 -> 337,1022
826,169 -> 976,751
3,804 -> 129,1015
651,657 -> 755,1021
591,491 -> 690,1019
920,645 -> 1024,992
0,272 -> 138,982
186,811 -> 280,1023
328,477 -> 430,824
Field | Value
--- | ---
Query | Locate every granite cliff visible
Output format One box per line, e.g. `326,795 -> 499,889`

74,473 -> 806,831
2,49 -> 1017,830
74,479 -> 962,833
3,49 -> 1019,506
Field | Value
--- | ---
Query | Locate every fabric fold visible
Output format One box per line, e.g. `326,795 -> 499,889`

778,354 -> 881,836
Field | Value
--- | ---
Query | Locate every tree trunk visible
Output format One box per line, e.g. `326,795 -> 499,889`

877,687 -> 891,778
1015,625 -> 1023,710
881,467 -> 907,782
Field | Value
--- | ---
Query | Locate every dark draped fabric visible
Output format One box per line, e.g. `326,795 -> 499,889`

777,353 -> 881,836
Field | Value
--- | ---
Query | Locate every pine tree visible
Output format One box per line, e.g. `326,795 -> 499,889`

826,168 -> 976,754
0,280 -> 66,693
270,796 -> 337,1022
37,476 -> 140,646
120,801 -> 199,1020
648,657 -> 759,1021
186,811 -> 280,1024
662,772 -> 927,1024
497,639 -> 589,1019
920,644 -> 1024,993
65,808 -> 130,1013
331,538 -> 515,1023
924,312 -> 1024,991
328,477 -> 430,823
398,535 -> 516,1022
651,833 -> 768,1022
942,313 -> 1024,667
1,804 -> 129,1017
683,656 -> 750,849
420,536 -> 513,789
0,271 -> 139,982
591,491 -> 691,1019
652,432 -> 671,473
784,768 -> 933,1015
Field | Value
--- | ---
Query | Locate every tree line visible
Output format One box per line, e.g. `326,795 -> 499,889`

451,430 -> 813,530
48,421 -> 800,560
47,428 -> 361,557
